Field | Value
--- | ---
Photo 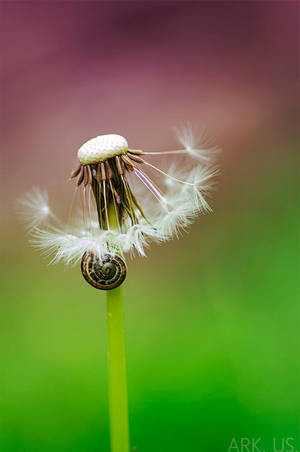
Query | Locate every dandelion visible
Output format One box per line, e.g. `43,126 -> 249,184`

19,126 -> 219,452
24,130 -> 219,267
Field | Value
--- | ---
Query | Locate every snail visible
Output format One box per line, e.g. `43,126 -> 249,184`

81,252 -> 127,290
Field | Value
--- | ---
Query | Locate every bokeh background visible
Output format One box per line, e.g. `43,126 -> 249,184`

1,2 -> 299,451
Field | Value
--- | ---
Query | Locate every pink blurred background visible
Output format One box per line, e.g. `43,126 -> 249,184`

1,2 -> 298,212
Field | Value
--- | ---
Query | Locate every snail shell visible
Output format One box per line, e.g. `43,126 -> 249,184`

81,252 -> 127,290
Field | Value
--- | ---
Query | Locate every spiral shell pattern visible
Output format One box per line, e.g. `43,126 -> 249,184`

81,252 -> 127,290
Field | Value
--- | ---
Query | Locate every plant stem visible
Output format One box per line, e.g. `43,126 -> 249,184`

91,178 -> 130,452
106,198 -> 130,452
106,287 -> 130,452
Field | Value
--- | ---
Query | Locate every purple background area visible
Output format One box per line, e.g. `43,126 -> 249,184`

1,2 -> 298,206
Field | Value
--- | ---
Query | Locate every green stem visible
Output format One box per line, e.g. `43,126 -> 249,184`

106,199 -> 130,452
91,177 -> 130,452
106,287 -> 130,452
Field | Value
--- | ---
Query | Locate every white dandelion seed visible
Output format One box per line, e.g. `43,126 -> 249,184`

17,187 -> 56,230
172,123 -> 220,162
19,126 -> 219,289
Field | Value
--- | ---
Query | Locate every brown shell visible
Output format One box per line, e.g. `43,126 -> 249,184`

81,252 -> 126,290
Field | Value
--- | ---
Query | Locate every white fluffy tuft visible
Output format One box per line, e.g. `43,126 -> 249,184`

29,221 -> 163,265
17,187 -> 56,231
174,123 -> 220,162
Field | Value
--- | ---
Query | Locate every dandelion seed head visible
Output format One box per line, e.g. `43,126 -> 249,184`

78,134 -> 128,165
20,126 -> 220,265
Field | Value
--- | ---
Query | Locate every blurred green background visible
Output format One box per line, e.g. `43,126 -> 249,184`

1,2 -> 299,451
